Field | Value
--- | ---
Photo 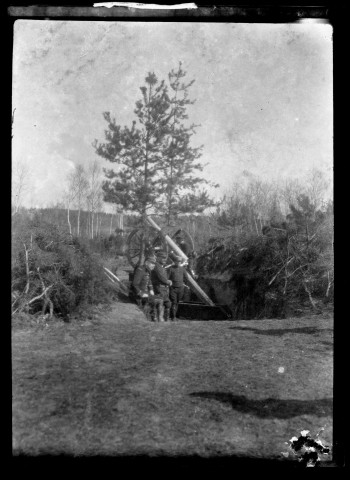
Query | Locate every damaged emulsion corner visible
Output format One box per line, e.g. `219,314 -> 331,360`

282,429 -> 332,467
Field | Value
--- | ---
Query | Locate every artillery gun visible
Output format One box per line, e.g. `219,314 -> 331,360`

125,216 -> 231,320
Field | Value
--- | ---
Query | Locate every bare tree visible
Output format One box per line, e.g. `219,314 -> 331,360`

12,161 -> 31,215
279,178 -> 305,215
109,212 -> 114,235
305,167 -> 330,211
64,167 -> 80,235
94,190 -> 104,237
71,164 -> 89,237
86,160 -> 103,239
245,178 -> 273,234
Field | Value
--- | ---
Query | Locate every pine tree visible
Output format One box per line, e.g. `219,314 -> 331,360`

94,66 -> 219,231
93,72 -> 172,220
158,62 -> 218,225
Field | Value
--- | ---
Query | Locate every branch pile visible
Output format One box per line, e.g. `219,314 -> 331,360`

196,199 -> 333,319
12,214 -> 116,319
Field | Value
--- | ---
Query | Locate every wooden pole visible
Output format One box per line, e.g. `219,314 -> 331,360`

104,267 -> 129,295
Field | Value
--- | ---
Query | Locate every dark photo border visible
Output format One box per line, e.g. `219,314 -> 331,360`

7,2 -> 345,470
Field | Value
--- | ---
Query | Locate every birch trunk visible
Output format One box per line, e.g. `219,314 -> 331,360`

77,208 -> 81,237
67,205 -> 72,235
109,213 -> 113,235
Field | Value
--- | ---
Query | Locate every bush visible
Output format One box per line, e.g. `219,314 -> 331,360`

12,213 -> 116,318
196,197 -> 333,319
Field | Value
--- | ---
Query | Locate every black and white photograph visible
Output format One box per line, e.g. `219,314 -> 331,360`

11,7 -> 334,464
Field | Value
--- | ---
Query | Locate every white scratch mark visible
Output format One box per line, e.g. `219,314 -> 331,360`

93,2 -> 197,9
295,18 -> 330,24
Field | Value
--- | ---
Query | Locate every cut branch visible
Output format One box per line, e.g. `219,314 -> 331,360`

302,276 -> 320,311
23,243 -> 31,294
104,267 -> 129,295
268,256 -> 294,286
36,267 -> 54,317
28,285 -> 53,305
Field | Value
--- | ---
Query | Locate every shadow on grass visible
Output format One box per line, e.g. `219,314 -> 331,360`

229,326 -> 333,336
189,392 -> 332,419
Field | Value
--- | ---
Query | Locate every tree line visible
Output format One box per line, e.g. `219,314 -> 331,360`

195,169 -> 333,317
12,61 -> 333,318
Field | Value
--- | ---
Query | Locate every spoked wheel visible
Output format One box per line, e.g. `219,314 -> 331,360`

126,227 -> 169,268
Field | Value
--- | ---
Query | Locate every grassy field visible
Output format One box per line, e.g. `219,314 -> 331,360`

12,302 -> 333,462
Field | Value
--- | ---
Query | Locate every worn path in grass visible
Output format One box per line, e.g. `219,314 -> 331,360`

12,303 -> 333,458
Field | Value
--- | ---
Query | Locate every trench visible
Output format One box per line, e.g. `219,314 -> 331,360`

195,271 -> 286,320
125,268 -> 286,321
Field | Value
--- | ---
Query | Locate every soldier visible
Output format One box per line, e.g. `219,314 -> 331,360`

170,232 -> 197,279
168,255 -> 186,321
130,255 -> 164,322
169,233 -> 190,258
151,251 -> 172,322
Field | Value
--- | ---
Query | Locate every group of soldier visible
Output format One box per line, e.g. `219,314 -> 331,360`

129,235 -> 195,322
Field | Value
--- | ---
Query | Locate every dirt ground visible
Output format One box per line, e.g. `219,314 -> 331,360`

12,300 -> 333,462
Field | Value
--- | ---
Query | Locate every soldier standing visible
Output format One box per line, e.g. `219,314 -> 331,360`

130,255 -> 164,322
151,251 -> 172,321
170,232 -> 197,279
168,255 -> 186,321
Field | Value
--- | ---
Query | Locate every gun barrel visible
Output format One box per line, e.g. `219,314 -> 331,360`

145,216 -> 188,261
145,216 -> 215,306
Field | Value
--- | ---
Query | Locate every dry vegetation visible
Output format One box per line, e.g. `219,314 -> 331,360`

11,169 -> 333,463
12,304 -> 333,461
11,212 -> 118,320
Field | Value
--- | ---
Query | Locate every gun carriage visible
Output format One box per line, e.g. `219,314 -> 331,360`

124,216 -> 231,319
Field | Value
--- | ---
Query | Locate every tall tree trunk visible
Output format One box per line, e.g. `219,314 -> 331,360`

253,216 -> 259,235
77,208 -> 81,237
67,204 -> 72,235
95,213 -> 99,237
303,278 -> 318,311
91,212 -> 94,239
109,213 -> 113,235
191,218 -> 196,241
23,243 -> 30,295
98,215 -> 102,237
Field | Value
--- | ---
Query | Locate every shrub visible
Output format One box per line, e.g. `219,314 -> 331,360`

12,213 -> 116,318
195,197 -> 333,319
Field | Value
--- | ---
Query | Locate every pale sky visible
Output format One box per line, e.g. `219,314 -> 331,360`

12,20 -> 333,208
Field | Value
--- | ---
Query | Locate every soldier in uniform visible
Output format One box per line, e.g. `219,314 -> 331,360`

170,232 -> 197,279
168,255 -> 186,321
151,251 -> 172,321
169,233 -> 190,258
130,256 -> 164,322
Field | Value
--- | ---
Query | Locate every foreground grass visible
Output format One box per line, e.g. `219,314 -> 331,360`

12,303 -> 333,459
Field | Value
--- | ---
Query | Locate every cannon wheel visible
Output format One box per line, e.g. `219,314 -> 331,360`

126,227 -> 169,268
